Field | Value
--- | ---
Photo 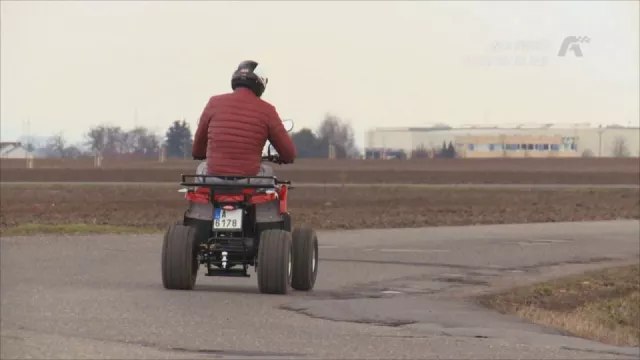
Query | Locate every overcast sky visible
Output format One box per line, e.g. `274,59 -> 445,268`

1,0 -> 638,148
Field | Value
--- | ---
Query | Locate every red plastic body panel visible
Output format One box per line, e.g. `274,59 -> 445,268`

278,185 -> 288,213
185,186 -> 288,213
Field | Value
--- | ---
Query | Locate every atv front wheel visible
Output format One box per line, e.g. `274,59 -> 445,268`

257,229 -> 292,295
161,221 -> 199,290
291,227 -> 319,291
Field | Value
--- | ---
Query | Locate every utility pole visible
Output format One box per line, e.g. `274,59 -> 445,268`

95,129 -> 107,168
328,142 -> 336,159
21,117 -> 35,168
597,125 -> 605,157
182,139 -> 188,159
26,117 -> 31,150
158,145 -> 166,163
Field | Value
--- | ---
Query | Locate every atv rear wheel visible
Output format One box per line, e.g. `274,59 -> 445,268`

257,229 -> 292,295
291,227 -> 319,291
161,221 -> 199,290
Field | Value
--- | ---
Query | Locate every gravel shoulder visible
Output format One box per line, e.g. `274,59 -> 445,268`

478,264 -> 640,347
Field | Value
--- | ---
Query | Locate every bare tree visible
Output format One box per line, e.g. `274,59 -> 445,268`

85,125 -> 124,155
316,113 -> 360,158
45,133 -> 67,158
612,136 -> 630,157
39,133 -> 84,158
85,124 -> 160,158
123,127 -> 160,157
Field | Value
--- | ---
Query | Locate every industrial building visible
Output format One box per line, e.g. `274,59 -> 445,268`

364,123 -> 640,159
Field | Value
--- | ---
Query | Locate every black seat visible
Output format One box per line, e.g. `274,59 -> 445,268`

182,174 -> 276,191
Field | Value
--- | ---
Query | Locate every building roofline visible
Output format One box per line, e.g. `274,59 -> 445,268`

368,124 -> 640,131
0,142 -> 27,157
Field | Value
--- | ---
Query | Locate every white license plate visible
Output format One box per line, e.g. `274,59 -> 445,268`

213,208 -> 243,230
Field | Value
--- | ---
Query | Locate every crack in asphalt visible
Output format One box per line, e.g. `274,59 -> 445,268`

324,256 -> 622,274
432,276 -> 490,286
168,347 -> 304,358
373,333 -> 492,339
304,290 -> 386,300
560,346 -> 640,358
504,256 -> 619,272
278,305 -> 417,328
322,258 -> 503,271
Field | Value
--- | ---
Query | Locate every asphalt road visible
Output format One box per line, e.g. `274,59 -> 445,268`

2,220 -> 639,359
1,181 -> 639,189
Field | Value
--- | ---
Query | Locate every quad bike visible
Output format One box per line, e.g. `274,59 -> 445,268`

161,120 -> 318,295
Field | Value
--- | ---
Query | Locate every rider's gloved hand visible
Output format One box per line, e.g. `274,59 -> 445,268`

278,158 -> 293,164
262,154 -> 292,164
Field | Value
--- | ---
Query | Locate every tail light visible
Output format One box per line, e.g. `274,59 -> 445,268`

222,205 -> 236,210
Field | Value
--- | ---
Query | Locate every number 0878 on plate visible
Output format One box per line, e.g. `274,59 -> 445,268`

213,208 -> 243,230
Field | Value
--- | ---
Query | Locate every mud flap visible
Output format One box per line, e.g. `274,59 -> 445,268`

185,201 -> 215,221
255,199 -> 282,223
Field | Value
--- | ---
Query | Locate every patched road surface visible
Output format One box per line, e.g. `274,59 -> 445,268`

2,220 -> 639,359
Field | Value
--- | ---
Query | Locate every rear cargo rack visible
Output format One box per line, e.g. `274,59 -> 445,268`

180,174 -> 289,189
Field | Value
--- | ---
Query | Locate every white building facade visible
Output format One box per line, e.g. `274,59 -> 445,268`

365,124 -> 640,158
0,142 -> 30,159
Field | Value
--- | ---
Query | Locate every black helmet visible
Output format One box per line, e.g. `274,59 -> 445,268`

231,60 -> 268,97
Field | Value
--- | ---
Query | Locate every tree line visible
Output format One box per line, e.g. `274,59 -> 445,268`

25,120 -> 634,160
28,114 -> 361,159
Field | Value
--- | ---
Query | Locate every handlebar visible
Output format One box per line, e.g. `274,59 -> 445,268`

261,154 -> 290,164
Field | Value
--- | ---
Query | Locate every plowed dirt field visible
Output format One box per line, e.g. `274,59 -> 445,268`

1,158 -> 637,184
1,184 -> 637,232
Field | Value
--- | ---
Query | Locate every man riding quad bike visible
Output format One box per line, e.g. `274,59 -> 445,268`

161,60 -> 319,295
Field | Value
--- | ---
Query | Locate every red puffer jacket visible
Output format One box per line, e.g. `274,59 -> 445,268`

192,88 -> 296,176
